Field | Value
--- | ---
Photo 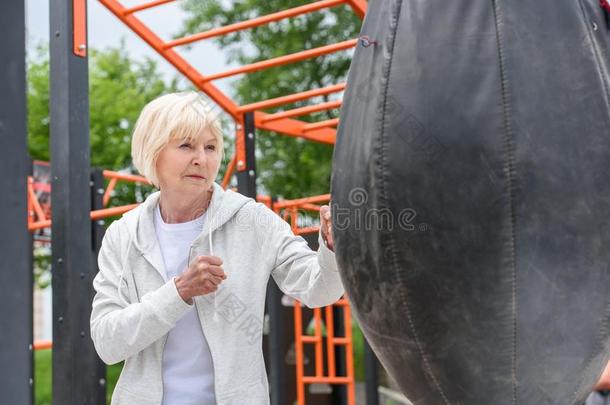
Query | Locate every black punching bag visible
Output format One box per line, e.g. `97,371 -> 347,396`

332,1 -> 610,404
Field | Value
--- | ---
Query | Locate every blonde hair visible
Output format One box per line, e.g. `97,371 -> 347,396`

131,91 -> 224,188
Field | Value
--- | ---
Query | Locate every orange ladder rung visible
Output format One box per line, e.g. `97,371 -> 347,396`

294,297 -> 355,405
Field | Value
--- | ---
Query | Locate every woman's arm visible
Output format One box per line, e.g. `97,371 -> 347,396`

89,221 -> 192,365
264,205 -> 344,308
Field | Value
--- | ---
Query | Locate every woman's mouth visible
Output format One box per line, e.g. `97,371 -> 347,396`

186,175 -> 206,180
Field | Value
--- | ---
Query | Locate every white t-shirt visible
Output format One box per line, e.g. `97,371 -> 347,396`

154,205 -> 216,405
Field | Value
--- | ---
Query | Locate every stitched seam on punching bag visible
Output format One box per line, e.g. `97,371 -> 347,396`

579,0 -> 610,128
568,4 -> 610,402
491,1 -> 518,404
376,1 -> 451,404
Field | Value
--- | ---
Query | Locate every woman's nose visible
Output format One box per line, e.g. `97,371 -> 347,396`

192,146 -> 207,165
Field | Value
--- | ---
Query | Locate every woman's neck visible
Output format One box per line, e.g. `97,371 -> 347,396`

158,188 -> 213,224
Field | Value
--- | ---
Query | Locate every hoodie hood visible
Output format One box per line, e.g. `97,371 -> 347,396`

121,182 -> 253,280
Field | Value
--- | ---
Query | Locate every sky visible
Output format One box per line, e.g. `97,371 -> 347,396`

25,0 -> 238,97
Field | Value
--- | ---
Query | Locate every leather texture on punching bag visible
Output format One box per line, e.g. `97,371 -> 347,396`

332,1 -> 610,404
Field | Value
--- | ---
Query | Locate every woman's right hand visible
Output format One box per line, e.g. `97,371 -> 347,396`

174,255 -> 227,305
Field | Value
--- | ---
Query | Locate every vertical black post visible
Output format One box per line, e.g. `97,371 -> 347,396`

0,2 -> 31,402
331,306 -> 347,405
364,340 -> 380,405
266,198 -> 287,405
91,169 -> 108,404
236,113 -> 286,405
50,1 -> 99,404
236,112 -> 257,198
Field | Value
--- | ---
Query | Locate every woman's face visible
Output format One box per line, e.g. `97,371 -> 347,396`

155,130 -> 221,195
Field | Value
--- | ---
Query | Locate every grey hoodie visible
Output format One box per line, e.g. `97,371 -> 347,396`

90,182 -> 344,405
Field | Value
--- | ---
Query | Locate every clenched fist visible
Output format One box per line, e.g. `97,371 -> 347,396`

174,255 -> 227,305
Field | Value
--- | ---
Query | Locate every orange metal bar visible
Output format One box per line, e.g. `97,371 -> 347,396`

103,177 -> 118,207
165,0 -> 345,49
90,204 -> 140,220
254,112 -> 336,144
261,100 -> 342,123
221,153 -> 237,189
303,118 -> 340,132
274,194 -> 330,209
28,203 -> 140,232
290,207 -> 298,232
300,203 -> 321,211
73,0 -> 87,57
344,0 -> 368,19
27,177 -> 47,222
29,219 -> 51,232
123,0 -> 176,15
294,301 -> 306,405
102,170 -> 149,184
314,307 -> 323,377
33,340 -> 53,351
27,179 -> 34,230
295,226 -> 320,236
31,182 -> 51,193
301,336 -> 321,343
101,170 -> 149,207
302,376 -> 353,384
202,39 -> 358,82
237,83 -> 346,113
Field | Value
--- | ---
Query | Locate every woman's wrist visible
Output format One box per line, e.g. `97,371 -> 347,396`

174,276 -> 193,305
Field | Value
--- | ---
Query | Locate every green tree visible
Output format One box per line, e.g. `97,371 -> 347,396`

28,42 -> 180,176
179,0 -> 362,199
27,43 -> 181,286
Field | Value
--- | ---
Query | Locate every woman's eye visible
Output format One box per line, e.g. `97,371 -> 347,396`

206,145 -> 216,151
179,143 -> 191,148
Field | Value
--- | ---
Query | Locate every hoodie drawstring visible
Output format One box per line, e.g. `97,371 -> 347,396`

209,225 -> 220,322
117,243 -> 134,307
184,226 -> 219,321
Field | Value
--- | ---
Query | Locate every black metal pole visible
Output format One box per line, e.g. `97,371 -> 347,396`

0,1 -> 32,403
50,0 -> 101,403
364,340 -> 380,405
265,194 -> 287,405
235,113 -> 287,405
265,274 -> 287,405
91,169 -> 108,404
332,306 -> 347,405
235,112 -> 257,198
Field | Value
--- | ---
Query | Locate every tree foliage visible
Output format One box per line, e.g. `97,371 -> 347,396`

28,43 -> 181,287
28,42 -> 179,174
179,0 -> 362,199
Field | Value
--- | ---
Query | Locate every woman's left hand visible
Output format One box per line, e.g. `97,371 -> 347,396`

320,205 -> 334,251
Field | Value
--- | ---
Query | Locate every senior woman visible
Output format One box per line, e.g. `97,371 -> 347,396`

90,92 -> 343,405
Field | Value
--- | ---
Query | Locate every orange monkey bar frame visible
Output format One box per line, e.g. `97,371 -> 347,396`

163,0 -> 345,48
95,0 -> 366,148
